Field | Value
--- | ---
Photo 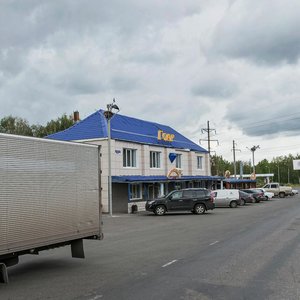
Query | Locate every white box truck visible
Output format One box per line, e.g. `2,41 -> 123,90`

0,133 -> 103,283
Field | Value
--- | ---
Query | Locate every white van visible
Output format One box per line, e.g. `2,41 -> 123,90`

211,189 -> 241,208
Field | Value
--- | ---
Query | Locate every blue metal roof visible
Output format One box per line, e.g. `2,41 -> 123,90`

112,175 -> 223,183
47,109 -> 207,152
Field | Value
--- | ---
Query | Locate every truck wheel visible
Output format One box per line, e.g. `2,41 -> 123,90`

194,203 -> 206,214
154,205 -> 166,216
279,192 -> 285,198
230,201 -> 238,208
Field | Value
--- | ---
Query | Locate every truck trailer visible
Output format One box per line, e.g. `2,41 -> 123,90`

0,133 -> 103,283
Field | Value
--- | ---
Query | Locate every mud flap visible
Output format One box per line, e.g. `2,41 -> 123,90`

0,263 -> 9,284
71,239 -> 85,259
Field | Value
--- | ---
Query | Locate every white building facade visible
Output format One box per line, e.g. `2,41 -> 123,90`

48,110 -> 222,213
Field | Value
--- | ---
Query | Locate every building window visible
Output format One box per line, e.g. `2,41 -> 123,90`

197,156 -> 203,169
123,148 -> 137,167
130,184 -> 142,200
150,151 -> 161,168
176,154 -> 182,168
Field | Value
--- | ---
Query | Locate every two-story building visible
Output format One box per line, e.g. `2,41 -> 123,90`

48,109 -> 223,213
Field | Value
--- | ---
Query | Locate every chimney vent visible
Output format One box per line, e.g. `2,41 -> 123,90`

73,111 -> 80,122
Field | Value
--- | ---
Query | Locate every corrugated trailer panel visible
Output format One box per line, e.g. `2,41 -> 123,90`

0,134 -> 101,256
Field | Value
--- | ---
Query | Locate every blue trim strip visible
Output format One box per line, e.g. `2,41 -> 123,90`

112,175 -> 224,183
223,179 -> 256,183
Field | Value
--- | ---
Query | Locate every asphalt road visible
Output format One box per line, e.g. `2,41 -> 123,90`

2,192 -> 300,300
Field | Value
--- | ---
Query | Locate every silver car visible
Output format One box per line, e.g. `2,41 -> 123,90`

211,189 -> 240,208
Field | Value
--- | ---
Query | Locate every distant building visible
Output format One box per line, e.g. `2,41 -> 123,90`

48,109 -> 223,213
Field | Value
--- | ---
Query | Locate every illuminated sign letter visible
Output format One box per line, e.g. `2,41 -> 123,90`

157,130 -> 175,142
158,130 -> 163,140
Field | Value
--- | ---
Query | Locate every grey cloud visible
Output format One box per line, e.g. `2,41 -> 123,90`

0,0 -> 203,49
56,76 -> 103,96
210,0 -> 300,64
0,71 -> 72,124
0,48 -> 27,77
191,80 -> 237,98
131,52 -> 176,65
226,101 -> 300,137
191,64 -> 239,99
110,76 -> 138,92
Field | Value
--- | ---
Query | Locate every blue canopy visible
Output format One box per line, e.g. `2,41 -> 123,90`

112,175 -> 223,183
223,179 -> 256,183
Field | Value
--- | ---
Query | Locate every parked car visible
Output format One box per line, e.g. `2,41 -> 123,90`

262,183 -> 293,198
211,189 -> 240,208
241,189 -> 266,202
252,188 -> 274,200
145,188 -> 214,216
239,190 -> 256,204
292,189 -> 299,196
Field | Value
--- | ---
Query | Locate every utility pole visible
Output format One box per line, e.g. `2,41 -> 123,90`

232,140 -> 241,179
200,121 -> 219,156
200,121 -> 219,174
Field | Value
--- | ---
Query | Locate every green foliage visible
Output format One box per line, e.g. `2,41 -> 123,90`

0,114 -> 74,138
211,155 -> 232,176
211,153 -> 300,184
0,116 -> 33,136
33,114 -> 74,138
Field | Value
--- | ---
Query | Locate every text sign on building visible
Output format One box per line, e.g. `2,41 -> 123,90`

293,160 -> 300,170
157,130 -> 175,142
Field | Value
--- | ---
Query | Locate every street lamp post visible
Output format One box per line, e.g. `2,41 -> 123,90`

247,145 -> 260,174
104,99 -> 119,217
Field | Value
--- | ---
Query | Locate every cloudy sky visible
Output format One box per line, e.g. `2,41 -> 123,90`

1,0 -> 300,163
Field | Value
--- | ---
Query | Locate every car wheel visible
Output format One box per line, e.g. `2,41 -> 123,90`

154,205 -> 166,216
194,203 -> 206,214
239,199 -> 245,206
230,201 -> 238,208
252,198 -> 256,203
279,192 -> 285,198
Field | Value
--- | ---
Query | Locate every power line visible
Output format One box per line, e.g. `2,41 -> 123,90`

212,110 -> 300,135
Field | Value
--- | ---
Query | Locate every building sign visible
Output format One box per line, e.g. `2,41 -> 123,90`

293,160 -> 300,170
167,168 -> 182,179
169,153 -> 177,163
157,130 -> 175,142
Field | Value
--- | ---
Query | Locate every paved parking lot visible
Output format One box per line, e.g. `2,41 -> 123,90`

2,192 -> 300,299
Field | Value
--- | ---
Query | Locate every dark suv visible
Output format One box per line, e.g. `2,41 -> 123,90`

145,188 -> 214,216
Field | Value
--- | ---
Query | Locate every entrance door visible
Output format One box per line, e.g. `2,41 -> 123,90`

148,184 -> 160,199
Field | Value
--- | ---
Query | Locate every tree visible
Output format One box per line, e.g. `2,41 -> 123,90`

211,154 -> 232,176
33,114 -> 74,137
0,113 -> 75,138
0,116 -> 33,136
